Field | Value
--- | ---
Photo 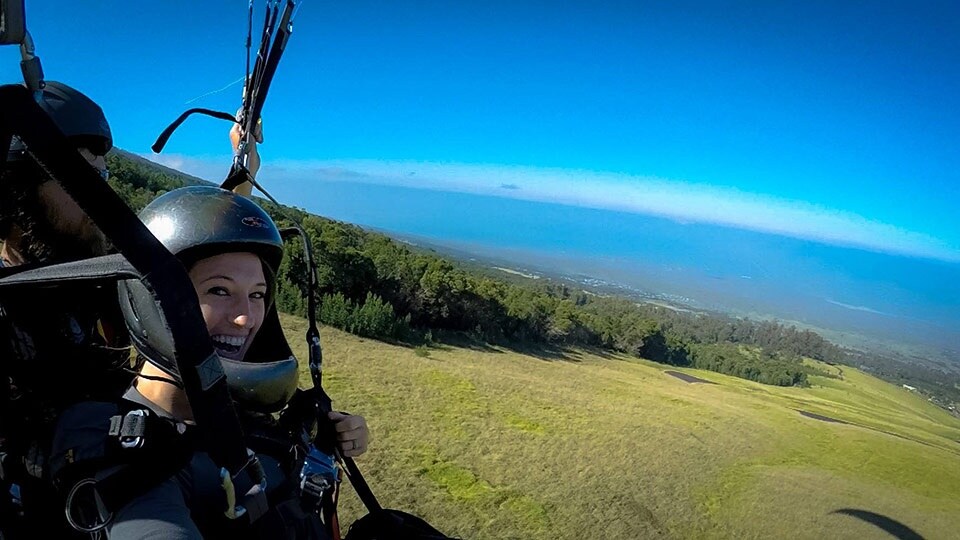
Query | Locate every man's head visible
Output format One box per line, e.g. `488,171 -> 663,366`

0,81 -> 113,263
32,81 -> 113,156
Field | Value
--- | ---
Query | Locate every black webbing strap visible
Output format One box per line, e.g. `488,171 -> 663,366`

221,164 -> 254,192
64,408 -> 265,528
340,455 -> 381,514
58,406 -> 196,534
284,220 -> 383,514
312,409 -> 381,514
0,253 -> 139,287
93,414 -> 195,513
0,85 -> 252,477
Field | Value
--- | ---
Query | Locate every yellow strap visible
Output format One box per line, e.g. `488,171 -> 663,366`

220,468 -> 238,519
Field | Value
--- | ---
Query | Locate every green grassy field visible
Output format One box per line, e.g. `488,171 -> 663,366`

280,314 -> 960,539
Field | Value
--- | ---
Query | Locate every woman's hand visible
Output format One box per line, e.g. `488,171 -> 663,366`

328,411 -> 369,458
229,115 -> 264,196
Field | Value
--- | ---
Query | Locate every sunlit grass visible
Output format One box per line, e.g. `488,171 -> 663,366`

281,314 -> 960,539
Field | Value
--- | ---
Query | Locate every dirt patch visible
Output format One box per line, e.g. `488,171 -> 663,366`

665,370 -> 715,384
797,410 -> 848,424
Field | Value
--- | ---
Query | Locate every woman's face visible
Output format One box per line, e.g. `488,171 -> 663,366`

188,251 -> 267,361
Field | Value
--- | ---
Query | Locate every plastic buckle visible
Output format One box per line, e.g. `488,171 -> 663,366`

109,410 -> 148,450
298,446 -> 339,505
121,410 -> 147,449
300,471 -> 332,500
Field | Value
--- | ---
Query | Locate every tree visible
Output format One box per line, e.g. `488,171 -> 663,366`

320,292 -> 353,330
351,293 -> 398,338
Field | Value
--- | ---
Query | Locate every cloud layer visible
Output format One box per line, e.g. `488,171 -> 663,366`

142,154 -> 960,263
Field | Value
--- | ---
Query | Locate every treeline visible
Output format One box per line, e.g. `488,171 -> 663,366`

105,150 -> 208,209
845,349 -> 960,409
106,152 -> 860,388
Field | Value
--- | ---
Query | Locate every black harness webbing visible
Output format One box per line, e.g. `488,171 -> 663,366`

52,403 -> 197,533
0,253 -> 139,286
95,434 -> 194,513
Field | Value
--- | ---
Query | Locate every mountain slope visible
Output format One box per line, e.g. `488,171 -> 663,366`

284,314 -> 960,539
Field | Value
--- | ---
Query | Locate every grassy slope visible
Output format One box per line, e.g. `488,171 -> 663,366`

280,314 -> 960,540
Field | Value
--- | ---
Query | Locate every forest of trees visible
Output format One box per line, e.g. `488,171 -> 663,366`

104,151 -> 957,397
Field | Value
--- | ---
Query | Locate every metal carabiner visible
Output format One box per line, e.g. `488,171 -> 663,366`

64,478 -> 113,534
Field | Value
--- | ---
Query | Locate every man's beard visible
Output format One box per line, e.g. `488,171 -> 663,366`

23,213 -> 109,263
4,179 -> 109,264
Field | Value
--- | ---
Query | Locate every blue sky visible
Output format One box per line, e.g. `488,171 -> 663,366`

2,1 -> 958,261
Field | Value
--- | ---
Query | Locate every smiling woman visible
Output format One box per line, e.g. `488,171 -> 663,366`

118,185 -> 296,419
90,185 -> 371,538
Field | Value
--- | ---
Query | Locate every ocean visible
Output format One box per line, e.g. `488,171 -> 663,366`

268,178 -> 960,361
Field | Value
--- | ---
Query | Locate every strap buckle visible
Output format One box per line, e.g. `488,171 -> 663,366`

108,409 -> 148,449
299,445 -> 339,505
220,449 -> 268,522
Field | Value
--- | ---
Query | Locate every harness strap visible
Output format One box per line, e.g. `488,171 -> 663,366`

0,253 -> 139,285
64,449 -> 194,534
220,448 -> 269,522
54,403 -> 194,521
61,410 -> 274,532
92,455 -> 190,513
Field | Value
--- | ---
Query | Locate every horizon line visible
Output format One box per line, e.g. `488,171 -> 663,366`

140,152 -> 960,264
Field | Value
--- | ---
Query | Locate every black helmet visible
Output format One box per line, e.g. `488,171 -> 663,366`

8,81 -> 113,159
118,186 -> 297,413
134,185 -> 283,271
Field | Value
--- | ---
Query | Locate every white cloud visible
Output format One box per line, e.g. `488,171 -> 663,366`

138,154 -> 960,263
825,299 -> 892,317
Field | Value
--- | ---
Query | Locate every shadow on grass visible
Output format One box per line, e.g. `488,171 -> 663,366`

431,331 -> 504,354
499,340 -> 580,362
798,410 -> 960,457
425,330 -> 584,362
830,509 -> 924,540
797,410 -> 847,424
329,323 -> 625,363
665,370 -> 716,384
